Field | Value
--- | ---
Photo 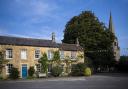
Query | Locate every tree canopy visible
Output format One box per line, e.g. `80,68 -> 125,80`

62,11 -> 115,69
63,11 -> 114,51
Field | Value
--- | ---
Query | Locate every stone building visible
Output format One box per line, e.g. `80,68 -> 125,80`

109,13 -> 120,61
0,33 -> 84,78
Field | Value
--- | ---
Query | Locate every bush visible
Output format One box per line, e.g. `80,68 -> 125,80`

51,66 -> 62,77
84,67 -> 91,76
28,66 -> 35,77
9,67 -> 19,79
71,63 -> 86,76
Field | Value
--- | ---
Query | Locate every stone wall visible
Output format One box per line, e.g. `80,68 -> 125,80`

0,45 -> 84,78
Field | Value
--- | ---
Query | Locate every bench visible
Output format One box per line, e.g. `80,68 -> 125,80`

38,73 -> 47,78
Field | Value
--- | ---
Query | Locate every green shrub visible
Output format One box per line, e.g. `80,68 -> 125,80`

39,53 -> 48,74
28,66 -> 35,77
51,66 -> 62,77
84,67 -> 91,76
71,63 -> 86,76
9,67 -> 19,79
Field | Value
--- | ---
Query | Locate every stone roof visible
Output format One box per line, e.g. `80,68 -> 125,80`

0,35 -> 83,51
58,43 -> 83,51
0,36 -> 58,48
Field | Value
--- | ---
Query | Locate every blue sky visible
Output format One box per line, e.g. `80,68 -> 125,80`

0,0 -> 128,55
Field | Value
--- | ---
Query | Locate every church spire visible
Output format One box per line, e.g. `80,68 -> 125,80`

108,12 -> 120,62
109,12 -> 115,34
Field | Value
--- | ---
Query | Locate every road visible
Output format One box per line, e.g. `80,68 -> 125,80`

0,73 -> 128,89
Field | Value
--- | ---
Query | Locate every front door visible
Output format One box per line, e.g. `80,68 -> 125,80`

22,64 -> 27,78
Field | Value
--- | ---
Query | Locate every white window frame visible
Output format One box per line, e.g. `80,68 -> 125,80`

60,51 -> 64,60
6,64 -> 13,75
6,49 -> 13,59
47,50 -> 53,60
35,64 -> 41,73
35,49 -> 41,59
71,51 -> 76,60
21,49 -> 27,60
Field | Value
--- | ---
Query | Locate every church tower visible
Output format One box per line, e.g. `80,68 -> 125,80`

109,12 -> 120,61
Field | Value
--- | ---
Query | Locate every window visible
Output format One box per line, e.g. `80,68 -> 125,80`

60,51 -> 64,59
35,64 -> 41,72
6,49 -> 13,59
35,49 -> 40,59
114,42 -> 117,46
71,51 -> 76,59
48,50 -> 53,60
21,49 -> 27,59
6,64 -> 13,74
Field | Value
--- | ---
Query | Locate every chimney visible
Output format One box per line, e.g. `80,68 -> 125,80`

76,38 -> 79,46
52,32 -> 55,43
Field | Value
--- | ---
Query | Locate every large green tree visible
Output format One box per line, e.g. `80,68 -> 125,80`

62,11 -> 115,70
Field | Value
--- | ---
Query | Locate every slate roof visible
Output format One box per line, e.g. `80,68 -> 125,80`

0,36 -> 58,48
0,35 -> 83,51
58,43 -> 83,51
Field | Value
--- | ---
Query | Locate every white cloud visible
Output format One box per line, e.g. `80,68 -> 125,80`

0,0 -> 63,42
11,0 -> 60,28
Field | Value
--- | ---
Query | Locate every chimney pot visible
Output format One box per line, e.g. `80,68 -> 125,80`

76,38 -> 79,46
52,32 -> 55,43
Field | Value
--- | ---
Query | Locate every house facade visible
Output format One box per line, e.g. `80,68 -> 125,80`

0,33 -> 84,78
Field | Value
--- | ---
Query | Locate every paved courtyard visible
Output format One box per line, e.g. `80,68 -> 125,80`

0,73 -> 128,89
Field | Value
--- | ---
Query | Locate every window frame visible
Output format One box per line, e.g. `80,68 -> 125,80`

60,51 -> 64,59
47,50 -> 53,60
35,49 -> 41,59
71,51 -> 76,60
35,64 -> 41,73
6,64 -> 13,75
6,49 -> 13,59
21,49 -> 27,60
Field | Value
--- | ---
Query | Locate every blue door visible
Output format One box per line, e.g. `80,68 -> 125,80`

22,64 -> 27,78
